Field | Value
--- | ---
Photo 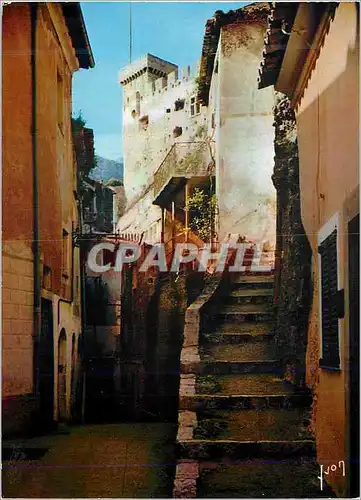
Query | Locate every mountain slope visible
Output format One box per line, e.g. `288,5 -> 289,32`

90,156 -> 124,182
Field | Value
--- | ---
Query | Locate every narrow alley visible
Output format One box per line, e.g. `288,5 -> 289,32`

2,424 -> 176,498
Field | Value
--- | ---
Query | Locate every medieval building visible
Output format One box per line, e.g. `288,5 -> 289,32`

2,2 -> 94,436
199,4 -> 276,247
117,54 -> 210,248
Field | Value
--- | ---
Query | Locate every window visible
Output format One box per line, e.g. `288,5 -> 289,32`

139,115 -> 149,131
174,98 -> 185,111
318,216 -> 344,370
62,229 -> 70,279
136,91 -> 141,115
57,71 -> 64,132
166,108 -> 171,114
43,265 -> 52,290
173,126 -> 182,138
190,96 -> 201,116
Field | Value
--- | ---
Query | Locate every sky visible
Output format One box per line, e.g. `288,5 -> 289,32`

72,1 -> 244,161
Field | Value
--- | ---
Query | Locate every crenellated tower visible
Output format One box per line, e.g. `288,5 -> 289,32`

119,54 -> 206,206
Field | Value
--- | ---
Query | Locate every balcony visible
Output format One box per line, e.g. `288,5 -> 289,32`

153,141 -> 214,206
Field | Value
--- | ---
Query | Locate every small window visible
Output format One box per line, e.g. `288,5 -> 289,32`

190,96 -> 201,116
166,108 -> 171,114
139,115 -> 149,130
173,126 -> 182,138
43,265 -> 52,290
136,91 -> 141,115
174,99 -> 185,111
57,71 -> 64,132
318,225 -> 343,370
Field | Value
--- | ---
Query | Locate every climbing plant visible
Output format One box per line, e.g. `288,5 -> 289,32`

187,187 -> 218,242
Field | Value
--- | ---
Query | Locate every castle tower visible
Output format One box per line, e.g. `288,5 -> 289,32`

117,54 -> 207,243
119,54 -> 178,201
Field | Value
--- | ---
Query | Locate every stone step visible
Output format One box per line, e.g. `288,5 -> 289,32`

203,330 -> 273,344
220,303 -> 271,314
178,439 -> 315,460
197,458 -> 334,498
231,275 -> 274,289
179,392 -> 312,412
204,322 -> 274,343
181,359 -> 281,376
196,373 -> 297,396
193,409 -> 312,442
211,304 -> 274,323
227,288 -> 273,306
179,374 -> 312,411
200,343 -> 276,363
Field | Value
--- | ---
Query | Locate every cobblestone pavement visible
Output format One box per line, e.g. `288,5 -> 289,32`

2,423 -> 177,498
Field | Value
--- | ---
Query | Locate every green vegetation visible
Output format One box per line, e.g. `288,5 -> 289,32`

187,187 -> 218,242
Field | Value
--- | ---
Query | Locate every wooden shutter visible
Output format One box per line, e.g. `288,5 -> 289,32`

318,229 -> 341,369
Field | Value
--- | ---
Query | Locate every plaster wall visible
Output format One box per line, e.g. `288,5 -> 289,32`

213,21 -> 276,245
295,4 -> 359,495
2,5 -> 34,403
2,3 -> 84,431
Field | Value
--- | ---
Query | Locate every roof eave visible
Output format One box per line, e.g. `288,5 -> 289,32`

62,3 -> 95,70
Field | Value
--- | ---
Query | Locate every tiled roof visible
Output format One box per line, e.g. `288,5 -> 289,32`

258,2 -> 339,90
258,3 -> 298,89
62,3 -> 95,69
198,2 -> 271,105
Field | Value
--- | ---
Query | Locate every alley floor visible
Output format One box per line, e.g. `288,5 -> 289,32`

2,423 -> 177,498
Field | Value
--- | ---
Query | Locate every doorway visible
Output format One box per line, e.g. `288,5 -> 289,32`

348,213 -> 359,497
58,329 -> 67,421
39,299 -> 55,429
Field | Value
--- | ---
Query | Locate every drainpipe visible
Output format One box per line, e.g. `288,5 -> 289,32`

78,197 -> 88,423
31,3 -> 42,400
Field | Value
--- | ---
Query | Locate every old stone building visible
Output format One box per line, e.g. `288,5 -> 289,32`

117,7 -> 277,260
199,4 -> 276,247
259,2 -> 359,497
117,54 -> 210,247
2,2 -> 94,436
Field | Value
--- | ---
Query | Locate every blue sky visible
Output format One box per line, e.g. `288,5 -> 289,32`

72,2 -> 244,160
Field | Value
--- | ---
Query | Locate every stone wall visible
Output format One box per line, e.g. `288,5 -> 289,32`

272,94 -> 312,387
115,245 -> 205,422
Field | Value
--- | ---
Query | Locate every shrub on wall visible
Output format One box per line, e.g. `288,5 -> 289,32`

187,187 -> 218,242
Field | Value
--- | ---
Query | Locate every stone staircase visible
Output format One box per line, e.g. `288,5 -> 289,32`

174,274 -> 331,498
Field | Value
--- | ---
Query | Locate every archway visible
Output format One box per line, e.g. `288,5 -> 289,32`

57,329 -> 67,421
71,333 -> 76,417
39,298 -> 55,429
